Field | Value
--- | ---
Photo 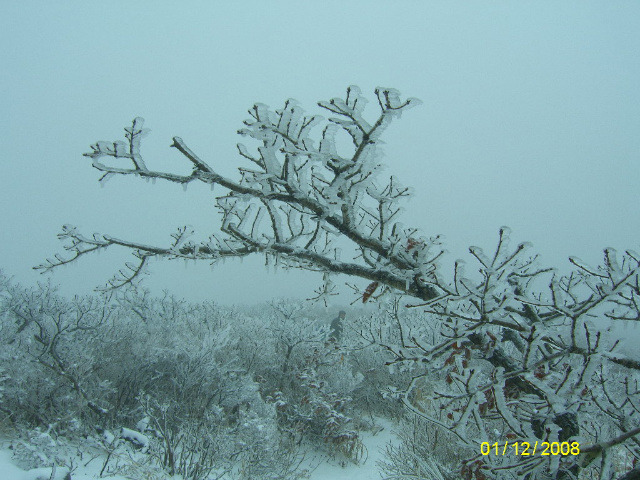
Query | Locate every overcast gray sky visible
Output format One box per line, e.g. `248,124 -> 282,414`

1,1 -> 639,306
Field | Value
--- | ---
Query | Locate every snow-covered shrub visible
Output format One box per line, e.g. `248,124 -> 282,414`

378,416 -> 452,480
200,300 -> 374,464
138,383 -> 294,480
99,291 -> 303,479
233,300 -> 412,465
265,341 -> 366,463
233,437 -> 309,480
2,278 -> 327,477
88,290 -> 246,423
9,428 -> 65,471
348,306 -> 423,419
0,367 -> 8,408
378,415 -> 457,480
33,84 -> 640,480
0,279 -> 114,431
136,398 -> 222,480
0,274 -> 10,425
375,238 -> 640,480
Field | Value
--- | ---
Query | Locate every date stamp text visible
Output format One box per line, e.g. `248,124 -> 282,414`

480,441 -> 580,457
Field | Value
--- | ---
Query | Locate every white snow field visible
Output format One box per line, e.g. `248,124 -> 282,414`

302,418 -> 396,480
0,419 -> 398,480
0,448 -> 130,480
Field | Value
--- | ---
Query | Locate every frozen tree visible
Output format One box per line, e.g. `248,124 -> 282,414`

38,87 -> 640,479
2,280 -> 115,425
0,277 -> 309,478
35,86 -> 436,298
369,237 -> 640,479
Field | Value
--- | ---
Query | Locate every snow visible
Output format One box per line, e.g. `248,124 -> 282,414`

0,418 -> 399,480
117,428 -> 149,450
0,447 -> 130,480
102,429 -> 115,445
16,466 -> 72,480
135,417 -> 150,433
0,450 -> 26,479
304,417 -> 397,480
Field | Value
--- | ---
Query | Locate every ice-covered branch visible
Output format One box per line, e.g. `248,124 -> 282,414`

40,87 -> 447,301
36,84 -> 640,479
379,235 -> 640,479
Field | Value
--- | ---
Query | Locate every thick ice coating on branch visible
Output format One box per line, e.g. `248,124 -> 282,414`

39,87 -> 443,301
35,86 -> 640,479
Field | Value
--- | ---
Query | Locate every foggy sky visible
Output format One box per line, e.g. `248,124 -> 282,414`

1,1 -> 639,306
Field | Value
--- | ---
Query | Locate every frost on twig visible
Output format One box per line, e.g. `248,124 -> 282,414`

36,86 -> 640,479
376,231 -> 640,479
38,87 -> 440,300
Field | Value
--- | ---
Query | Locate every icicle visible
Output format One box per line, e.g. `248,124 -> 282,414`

210,182 -> 215,192
99,173 -> 114,188
182,183 -> 188,192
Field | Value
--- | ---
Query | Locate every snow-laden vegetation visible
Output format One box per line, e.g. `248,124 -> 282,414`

0,274 -> 409,479
1,271 -> 639,479
16,86 -> 640,479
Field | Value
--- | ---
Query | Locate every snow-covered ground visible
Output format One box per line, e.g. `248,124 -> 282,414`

0,419 -> 398,480
304,418 -> 395,480
0,448 -> 130,480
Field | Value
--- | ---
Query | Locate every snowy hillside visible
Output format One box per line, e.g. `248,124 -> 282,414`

0,419 -> 401,480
